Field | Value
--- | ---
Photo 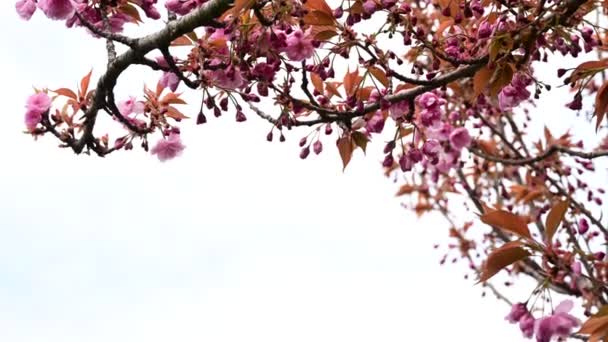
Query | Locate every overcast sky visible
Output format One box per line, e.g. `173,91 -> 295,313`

1,2 -> 600,341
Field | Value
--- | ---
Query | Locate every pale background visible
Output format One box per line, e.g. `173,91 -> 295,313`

0,2 -> 601,341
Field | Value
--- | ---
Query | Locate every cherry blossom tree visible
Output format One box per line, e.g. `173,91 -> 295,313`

15,0 -> 608,340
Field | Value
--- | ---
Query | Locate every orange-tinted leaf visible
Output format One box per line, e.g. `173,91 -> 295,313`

356,86 -> 374,101
325,81 -> 342,98
436,18 -> 454,37
477,139 -> 498,154
53,88 -> 78,100
351,130 -> 368,153
579,315 -> 608,335
521,189 -> 544,203
165,106 -> 189,120
488,36 -> 513,64
303,0 -> 333,16
595,81 -> 608,131
479,241 -> 530,282
398,126 -> 414,138
119,4 -> 142,23
473,65 -> 492,97
186,31 -> 198,42
489,64 -> 514,98
368,66 -> 389,88
336,135 -> 354,171
545,200 -> 569,242
395,184 -> 415,196
571,60 -> 608,83
343,68 -> 359,96
303,10 -> 335,26
161,92 -> 187,105
171,35 -> 193,46
480,209 -> 532,240
311,72 -> 324,94
80,70 -> 93,99
314,29 -> 338,41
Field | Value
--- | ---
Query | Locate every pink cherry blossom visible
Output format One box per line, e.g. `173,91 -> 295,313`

519,314 -> 535,339
434,150 -> 457,173
498,73 -> 532,111
449,127 -> 472,150
506,303 -> 529,324
419,109 -> 441,127
24,91 -> 51,131
422,139 -> 441,157
37,0 -> 75,20
118,97 -> 145,116
389,98 -> 409,120
26,93 -> 52,114
208,66 -> 244,89
498,85 -> 520,111
534,300 -> 580,342
151,133 -> 186,162
365,111 -> 385,133
160,72 -> 180,92
165,0 -> 206,15
165,0 -> 196,15
140,0 -> 161,19
427,122 -> 452,141
15,0 -> 37,20
284,29 -> 315,61
417,92 -> 445,110
25,109 -> 42,131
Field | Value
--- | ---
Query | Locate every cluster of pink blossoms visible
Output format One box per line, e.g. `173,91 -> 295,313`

165,0 -> 207,15
378,92 -> 471,178
505,301 -> 580,342
16,0 -> 160,31
24,92 -> 52,131
498,73 -> 533,111
16,0 -> 74,20
151,130 -> 186,162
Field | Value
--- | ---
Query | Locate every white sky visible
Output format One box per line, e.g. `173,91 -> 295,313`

1,2 -> 600,341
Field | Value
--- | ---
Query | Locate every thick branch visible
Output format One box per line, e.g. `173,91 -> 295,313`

73,0 -> 234,154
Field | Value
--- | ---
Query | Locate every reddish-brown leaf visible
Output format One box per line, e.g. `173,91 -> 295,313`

579,315 -> 608,336
571,60 -> 608,83
368,66 -> 389,88
311,72 -> 324,94
314,29 -> 338,41
343,68 -> 359,97
395,184 -> 415,196
479,241 -> 530,282
336,135 -> 354,171
80,70 -> 93,99
186,31 -> 198,43
595,81 -> 608,131
171,35 -> 193,46
325,81 -> 342,98
545,200 -> 569,243
161,92 -> 187,105
165,106 -> 189,120
489,64 -> 514,98
303,10 -> 335,26
351,131 -> 368,153
473,65 -> 492,97
119,4 -> 142,23
53,88 -> 78,100
480,209 -> 532,240
303,0 -> 333,16
521,189 -> 544,204
436,18 -> 454,37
